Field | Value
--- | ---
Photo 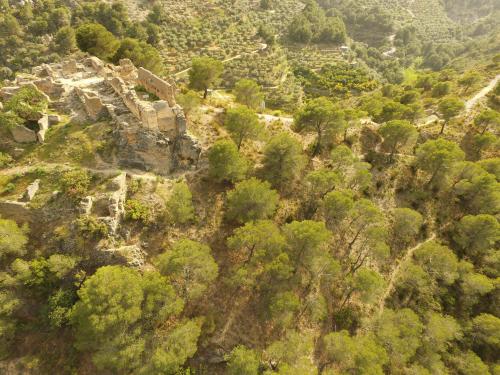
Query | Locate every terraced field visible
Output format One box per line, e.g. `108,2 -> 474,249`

342,0 -> 461,41
152,0 -> 303,73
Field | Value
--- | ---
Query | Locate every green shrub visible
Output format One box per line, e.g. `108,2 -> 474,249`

112,38 -> 163,74
125,199 -> 151,223
165,181 -> 195,225
4,86 -> 48,120
59,169 -> 91,198
75,215 -> 109,239
0,152 -> 13,167
75,23 -> 119,60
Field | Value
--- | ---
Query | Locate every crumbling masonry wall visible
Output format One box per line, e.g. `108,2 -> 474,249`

137,67 -> 176,107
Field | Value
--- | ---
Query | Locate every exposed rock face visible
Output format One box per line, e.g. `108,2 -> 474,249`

114,123 -> 200,174
114,123 -> 175,173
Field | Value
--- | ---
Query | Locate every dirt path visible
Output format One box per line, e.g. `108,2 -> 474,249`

415,75 -> 500,131
214,293 -> 251,345
382,34 -> 397,57
465,74 -> 500,113
406,0 -> 416,18
258,113 -> 294,126
1,162 -> 159,181
376,234 -> 436,316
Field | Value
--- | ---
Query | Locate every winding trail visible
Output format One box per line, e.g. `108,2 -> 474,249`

416,75 -> 500,131
377,233 -> 436,316
258,113 -> 294,126
382,34 -> 397,57
0,162 -> 159,181
465,74 -> 500,113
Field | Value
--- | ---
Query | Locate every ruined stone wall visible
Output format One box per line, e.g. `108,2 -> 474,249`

74,87 -> 105,121
137,67 -> 176,107
106,71 -> 179,136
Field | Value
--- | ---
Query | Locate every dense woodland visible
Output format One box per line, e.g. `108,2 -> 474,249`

0,0 -> 499,374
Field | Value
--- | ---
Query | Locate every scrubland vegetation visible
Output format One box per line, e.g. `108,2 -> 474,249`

1,0 -> 499,374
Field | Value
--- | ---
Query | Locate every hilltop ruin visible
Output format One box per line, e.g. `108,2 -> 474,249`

0,57 -> 201,174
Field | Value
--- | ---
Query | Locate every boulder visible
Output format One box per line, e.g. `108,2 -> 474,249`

11,125 -> 37,143
48,114 -> 61,126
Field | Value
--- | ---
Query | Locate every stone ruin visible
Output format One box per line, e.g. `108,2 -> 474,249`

0,57 -> 201,175
79,172 -> 146,267
79,172 -> 127,236
0,82 -> 60,143
0,178 -> 41,224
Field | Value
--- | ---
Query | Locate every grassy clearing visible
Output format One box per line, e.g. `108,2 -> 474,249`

21,120 -> 111,167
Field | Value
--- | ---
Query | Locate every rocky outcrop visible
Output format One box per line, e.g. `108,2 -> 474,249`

114,123 -> 175,173
113,123 -> 200,174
